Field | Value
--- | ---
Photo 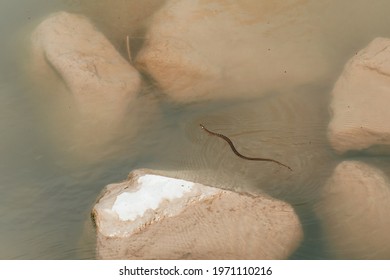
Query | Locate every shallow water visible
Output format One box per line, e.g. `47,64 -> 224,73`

1,0 -> 390,259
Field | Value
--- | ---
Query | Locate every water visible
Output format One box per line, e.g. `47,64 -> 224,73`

1,0 -> 390,259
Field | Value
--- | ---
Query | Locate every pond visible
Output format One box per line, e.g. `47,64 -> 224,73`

1,0 -> 390,259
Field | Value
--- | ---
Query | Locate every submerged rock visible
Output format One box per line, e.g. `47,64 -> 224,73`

30,11 -> 146,162
328,37 -> 390,154
92,169 -> 303,259
31,11 -> 141,125
135,0 -> 330,102
315,160 -> 390,259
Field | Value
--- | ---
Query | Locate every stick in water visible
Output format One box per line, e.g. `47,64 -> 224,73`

126,35 -> 132,63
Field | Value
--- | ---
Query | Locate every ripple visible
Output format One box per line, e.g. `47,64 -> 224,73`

181,88 -> 336,202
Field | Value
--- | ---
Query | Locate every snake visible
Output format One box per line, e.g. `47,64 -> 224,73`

200,124 -> 292,171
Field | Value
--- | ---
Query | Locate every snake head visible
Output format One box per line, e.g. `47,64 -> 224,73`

199,124 -> 205,129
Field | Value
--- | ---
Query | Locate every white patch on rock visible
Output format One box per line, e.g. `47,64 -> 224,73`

92,169 -> 221,238
112,175 -> 194,221
93,169 -> 303,259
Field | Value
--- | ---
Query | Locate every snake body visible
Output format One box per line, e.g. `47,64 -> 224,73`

200,124 -> 292,171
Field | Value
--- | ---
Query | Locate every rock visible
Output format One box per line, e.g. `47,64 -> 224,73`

92,169 -> 303,259
30,12 -> 145,162
31,11 -> 141,124
135,0 -> 330,102
328,37 -> 390,154
314,161 -> 390,259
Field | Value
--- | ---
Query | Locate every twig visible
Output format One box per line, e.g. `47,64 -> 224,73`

126,35 -> 132,63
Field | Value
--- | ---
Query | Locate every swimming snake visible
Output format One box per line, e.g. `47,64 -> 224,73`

200,124 -> 293,171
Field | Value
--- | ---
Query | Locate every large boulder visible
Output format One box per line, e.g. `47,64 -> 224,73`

30,12 -> 145,161
135,0 -> 330,102
31,11 -> 141,125
315,160 -> 390,259
328,37 -> 390,154
92,169 -> 303,259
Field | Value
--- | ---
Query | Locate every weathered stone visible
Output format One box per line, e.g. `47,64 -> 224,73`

31,11 -> 141,127
135,0 -> 330,102
315,161 -> 390,259
328,37 -> 390,154
30,12 -> 146,162
93,169 -> 303,259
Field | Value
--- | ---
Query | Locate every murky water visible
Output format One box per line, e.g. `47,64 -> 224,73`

1,0 -> 390,259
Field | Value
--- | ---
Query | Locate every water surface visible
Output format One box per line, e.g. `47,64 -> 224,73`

1,0 -> 390,259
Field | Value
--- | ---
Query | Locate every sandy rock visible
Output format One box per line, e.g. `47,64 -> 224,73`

314,160 -> 390,259
31,11 -> 141,128
29,11 -> 146,162
92,169 -> 303,259
77,0 -> 166,49
135,0 -> 330,102
328,37 -> 390,154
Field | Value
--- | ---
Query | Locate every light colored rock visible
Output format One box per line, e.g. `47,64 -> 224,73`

135,0 -> 330,102
314,160 -> 390,259
93,169 -> 303,259
30,11 -> 146,162
328,37 -> 390,154
31,11 -> 141,130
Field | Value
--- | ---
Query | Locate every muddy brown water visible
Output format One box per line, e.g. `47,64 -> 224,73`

1,0 -> 390,259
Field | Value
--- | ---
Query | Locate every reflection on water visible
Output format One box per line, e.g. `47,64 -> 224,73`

1,0 -> 390,259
